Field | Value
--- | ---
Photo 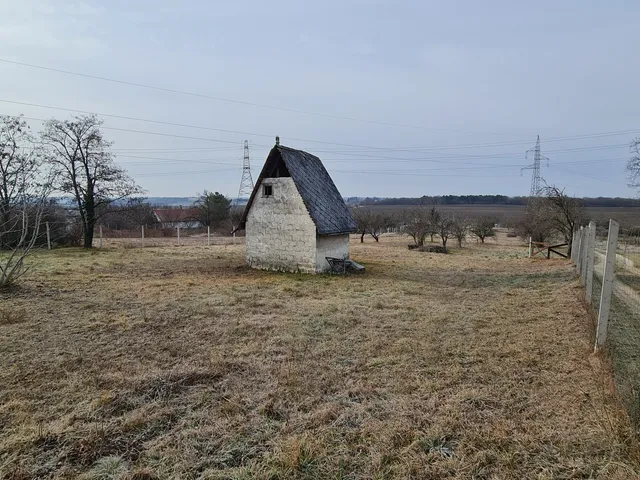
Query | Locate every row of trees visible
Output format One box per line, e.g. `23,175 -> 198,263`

352,185 -> 588,253
352,205 -> 497,248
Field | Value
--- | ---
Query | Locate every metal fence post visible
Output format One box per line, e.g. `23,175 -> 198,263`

577,226 -> 584,277
207,226 -> 211,246
99,225 -> 103,249
585,221 -> 596,303
177,227 -> 180,246
595,219 -> 619,350
141,224 -> 145,248
580,227 -> 589,284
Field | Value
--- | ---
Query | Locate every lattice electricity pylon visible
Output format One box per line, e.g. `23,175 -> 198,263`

235,140 -> 254,205
520,135 -> 549,197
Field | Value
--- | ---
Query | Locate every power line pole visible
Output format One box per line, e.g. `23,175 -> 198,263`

235,140 -> 254,206
521,135 -> 549,197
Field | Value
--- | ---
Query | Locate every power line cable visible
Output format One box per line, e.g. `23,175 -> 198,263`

2,99 -> 638,153
0,58 -> 534,136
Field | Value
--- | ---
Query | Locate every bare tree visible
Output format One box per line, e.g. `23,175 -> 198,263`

541,185 -> 585,254
627,137 -> 640,189
352,207 -> 372,243
0,115 -> 51,287
450,216 -> 468,248
401,207 -> 430,246
41,115 -> 142,248
426,206 -> 441,243
367,212 -> 389,242
0,198 -> 48,288
516,199 -> 555,244
470,216 -> 497,243
99,198 -> 157,230
0,115 -> 42,248
435,213 -> 454,248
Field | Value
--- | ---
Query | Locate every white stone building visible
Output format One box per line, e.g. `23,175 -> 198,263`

234,141 -> 356,273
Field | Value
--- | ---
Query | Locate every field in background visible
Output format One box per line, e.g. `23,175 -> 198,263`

366,204 -> 640,228
1,234 -> 639,479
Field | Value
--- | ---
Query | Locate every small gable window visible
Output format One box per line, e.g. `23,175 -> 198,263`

263,185 -> 273,197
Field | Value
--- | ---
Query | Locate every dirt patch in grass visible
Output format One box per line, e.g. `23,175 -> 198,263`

0,234 -> 638,478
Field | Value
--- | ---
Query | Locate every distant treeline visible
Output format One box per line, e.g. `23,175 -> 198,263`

345,195 -> 640,208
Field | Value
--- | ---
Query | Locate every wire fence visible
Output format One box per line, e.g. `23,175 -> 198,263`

91,225 -> 245,248
574,221 -> 640,426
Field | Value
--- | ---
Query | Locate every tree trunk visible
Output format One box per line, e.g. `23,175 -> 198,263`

84,197 -> 95,249
360,231 -> 365,243
480,237 -> 485,243
442,237 -> 447,247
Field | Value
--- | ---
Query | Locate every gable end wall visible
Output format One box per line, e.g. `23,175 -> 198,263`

245,177 -> 317,273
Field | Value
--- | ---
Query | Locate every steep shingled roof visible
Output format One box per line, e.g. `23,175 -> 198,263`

235,144 -> 356,235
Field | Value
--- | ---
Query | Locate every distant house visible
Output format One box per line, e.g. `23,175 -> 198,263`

234,139 -> 356,273
153,207 -> 201,229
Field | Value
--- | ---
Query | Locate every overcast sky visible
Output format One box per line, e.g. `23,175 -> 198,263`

0,1 -> 637,198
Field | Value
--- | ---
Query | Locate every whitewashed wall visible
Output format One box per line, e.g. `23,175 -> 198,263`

245,177 -> 317,273
315,234 -> 350,272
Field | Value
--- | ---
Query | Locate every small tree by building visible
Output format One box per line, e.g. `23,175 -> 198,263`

352,207 -> 372,243
367,212 -> 388,242
41,115 -> 141,248
352,207 -> 388,242
195,191 -> 231,229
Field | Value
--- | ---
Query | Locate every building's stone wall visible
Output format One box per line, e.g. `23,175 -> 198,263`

315,234 -> 350,273
245,177 -> 317,273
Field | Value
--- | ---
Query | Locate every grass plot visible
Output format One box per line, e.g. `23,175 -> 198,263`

0,234 -> 638,479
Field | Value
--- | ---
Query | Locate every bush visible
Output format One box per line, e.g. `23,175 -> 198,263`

627,226 -> 640,237
408,245 -> 448,254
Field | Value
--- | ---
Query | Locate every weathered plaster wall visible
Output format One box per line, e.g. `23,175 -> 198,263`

315,234 -> 350,273
245,177 -> 317,273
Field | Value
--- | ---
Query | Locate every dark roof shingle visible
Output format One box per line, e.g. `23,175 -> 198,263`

235,145 -> 356,235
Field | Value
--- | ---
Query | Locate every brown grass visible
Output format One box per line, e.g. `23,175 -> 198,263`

0,233 -> 639,479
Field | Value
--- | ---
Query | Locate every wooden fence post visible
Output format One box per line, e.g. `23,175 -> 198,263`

571,230 -> 578,263
141,225 -> 145,247
585,221 -> 596,303
99,225 -> 103,249
528,236 -> 532,258
177,227 -> 180,246
45,221 -> 51,250
595,219 -> 619,350
207,226 -> 211,246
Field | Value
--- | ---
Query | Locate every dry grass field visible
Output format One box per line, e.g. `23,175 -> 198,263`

1,233 -> 640,479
